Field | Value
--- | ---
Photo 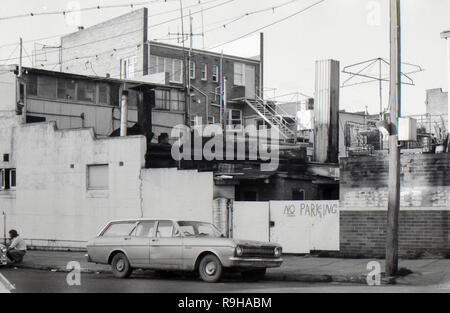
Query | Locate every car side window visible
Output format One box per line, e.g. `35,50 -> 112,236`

102,222 -> 136,237
134,221 -> 156,238
156,221 -> 175,238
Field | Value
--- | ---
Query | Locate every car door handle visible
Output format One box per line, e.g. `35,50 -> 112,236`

124,237 -> 131,241
151,239 -> 158,242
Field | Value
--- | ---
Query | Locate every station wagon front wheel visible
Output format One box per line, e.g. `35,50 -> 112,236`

199,254 -> 223,283
111,253 -> 132,279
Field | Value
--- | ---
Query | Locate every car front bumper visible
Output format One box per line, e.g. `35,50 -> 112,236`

228,257 -> 283,268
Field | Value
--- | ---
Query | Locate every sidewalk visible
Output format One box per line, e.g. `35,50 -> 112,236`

9,250 -> 450,286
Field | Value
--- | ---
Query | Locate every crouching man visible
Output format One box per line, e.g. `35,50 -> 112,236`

6,229 -> 27,264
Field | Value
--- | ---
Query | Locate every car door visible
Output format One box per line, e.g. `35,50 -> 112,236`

124,221 -> 156,267
149,220 -> 183,270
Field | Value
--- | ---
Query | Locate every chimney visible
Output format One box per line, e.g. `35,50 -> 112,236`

120,90 -> 129,137
314,59 -> 340,163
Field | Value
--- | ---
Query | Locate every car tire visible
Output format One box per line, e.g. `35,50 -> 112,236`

111,253 -> 132,279
241,268 -> 266,282
198,254 -> 223,283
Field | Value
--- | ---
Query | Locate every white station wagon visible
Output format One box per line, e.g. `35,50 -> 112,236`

86,219 -> 283,282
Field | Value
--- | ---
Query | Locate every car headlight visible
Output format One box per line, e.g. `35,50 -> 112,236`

274,247 -> 282,257
235,246 -> 244,257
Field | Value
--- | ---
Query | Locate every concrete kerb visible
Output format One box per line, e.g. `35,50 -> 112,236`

12,263 -> 386,284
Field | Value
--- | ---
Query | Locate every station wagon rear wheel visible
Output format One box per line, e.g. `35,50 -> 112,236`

199,254 -> 223,283
111,253 -> 132,279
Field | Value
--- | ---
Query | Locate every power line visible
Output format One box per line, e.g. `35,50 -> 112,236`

155,0 -> 303,42
0,0 -> 234,63
0,0 -> 179,21
207,0 -> 326,50
0,0 -> 225,49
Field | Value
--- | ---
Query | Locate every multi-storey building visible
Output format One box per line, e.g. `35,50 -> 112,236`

39,8 -> 297,141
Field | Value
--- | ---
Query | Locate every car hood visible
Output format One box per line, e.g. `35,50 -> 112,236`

181,237 -> 279,248
233,239 -> 279,247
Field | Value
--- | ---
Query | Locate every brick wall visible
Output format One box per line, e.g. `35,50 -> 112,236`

341,153 -> 450,208
149,42 -> 261,124
60,8 -> 148,79
340,210 -> 450,258
340,153 -> 450,258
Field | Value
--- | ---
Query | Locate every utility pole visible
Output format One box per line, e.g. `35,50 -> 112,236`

386,0 -> 402,277
260,32 -> 264,100
18,37 -> 23,77
219,51 -> 224,130
223,77 -> 228,130
179,0 -> 190,126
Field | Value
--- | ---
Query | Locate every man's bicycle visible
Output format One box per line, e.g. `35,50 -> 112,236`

0,244 -> 8,265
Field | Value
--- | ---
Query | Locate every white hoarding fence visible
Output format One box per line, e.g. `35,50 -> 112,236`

232,200 -> 340,254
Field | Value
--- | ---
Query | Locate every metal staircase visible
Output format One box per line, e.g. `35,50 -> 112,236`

245,96 -> 297,141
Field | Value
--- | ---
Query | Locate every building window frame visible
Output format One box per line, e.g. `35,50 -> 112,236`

0,168 -> 16,191
87,164 -> 109,191
201,64 -> 208,81
120,56 -> 137,80
189,60 -> 196,79
150,55 -> 184,84
212,65 -> 219,83
234,62 -> 245,86
227,109 -> 243,131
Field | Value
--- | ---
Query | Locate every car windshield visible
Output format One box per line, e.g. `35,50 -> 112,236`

177,221 -> 223,238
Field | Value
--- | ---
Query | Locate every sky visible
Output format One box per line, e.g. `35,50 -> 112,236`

1,0 -> 449,115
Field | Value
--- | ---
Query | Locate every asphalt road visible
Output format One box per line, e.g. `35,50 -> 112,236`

1,268 -> 449,293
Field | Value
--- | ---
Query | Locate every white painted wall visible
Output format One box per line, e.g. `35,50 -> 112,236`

232,202 -> 269,242
1,121 -> 146,245
141,168 -> 214,223
233,200 -> 340,254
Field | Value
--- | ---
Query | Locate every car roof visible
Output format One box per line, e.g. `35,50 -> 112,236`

107,218 -> 209,224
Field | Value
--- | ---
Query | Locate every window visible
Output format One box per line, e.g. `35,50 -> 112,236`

77,81 -> 96,103
27,75 -> 38,96
207,116 -> 215,125
234,63 -> 245,86
102,222 -> 136,237
0,168 -> 16,190
292,189 -> 305,200
201,64 -> 207,81
170,89 -> 185,111
191,115 -> 201,127
156,221 -> 175,238
87,164 -> 109,190
98,83 -> 109,104
38,76 -> 57,99
155,90 -> 170,110
150,55 -> 183,83
19,84 -> 25,103
227,109 -> 243,131
120,56 -> 137,79
134,221 -> 156,238
212,65 -> 219,82
57,78 -> 76,100
155,89 -> 185,111
10,169 -> 16,188
172,59 -> 183,83
189,61 -> 195,79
